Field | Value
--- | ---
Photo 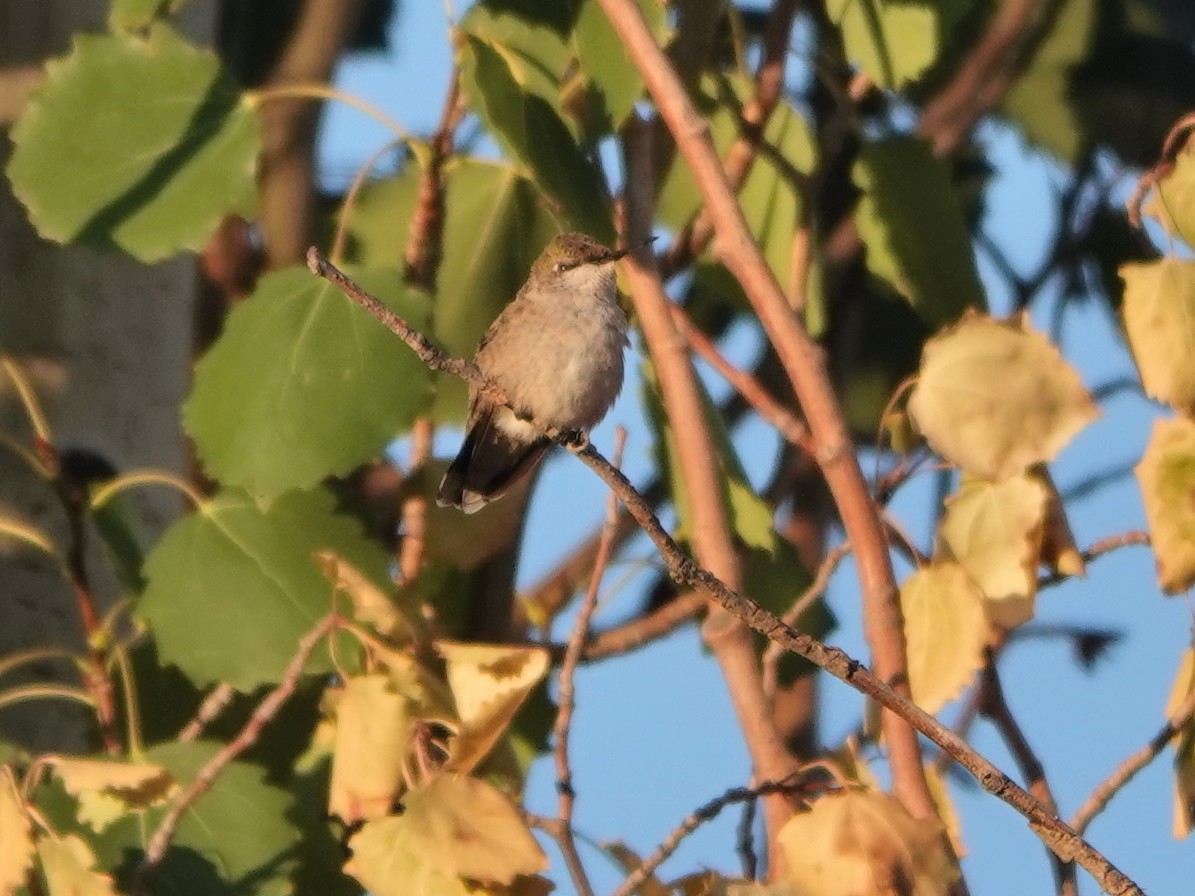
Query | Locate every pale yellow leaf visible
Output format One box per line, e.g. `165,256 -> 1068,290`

49,757 -> 175,832
924,763 -> 966,858
36,835 -> 117,896
602,842 -> 670,896
1135,417 -> 1195,593
908,312 -> 1098,480
1165,647 -> 1195,838
1037,465 -> 1085,578
0,765 -> 33,895
777,790 -> 959,896
1156,146 -> 1195,249
437,642 -> 550,773
900,563 -> 989,713
316,550 -> 428,644
345,774 -> 546,894
329,674 -> 412,823
1121,259 -> 1195,414
937,472 -> 1047,629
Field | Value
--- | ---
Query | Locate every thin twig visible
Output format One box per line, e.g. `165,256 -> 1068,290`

978,649 -> 1077,896
1037,531 -> 1150,590
669,303 -> 814,454
582,590 -> 706,661
308,251 -> 1146,896
178,683 -> 235,743
137,614 -> 339,890
611,777 -> 817,896
551,428 -> 626,896
1070,681 -> 1195,835
761,542 -> 852,698
397,417 -> 434,584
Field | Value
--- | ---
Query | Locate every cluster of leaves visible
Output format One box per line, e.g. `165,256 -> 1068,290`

2,0 -> 1195,894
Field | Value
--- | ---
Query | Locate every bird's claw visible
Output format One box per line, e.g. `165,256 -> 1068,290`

561,429 -> 589,452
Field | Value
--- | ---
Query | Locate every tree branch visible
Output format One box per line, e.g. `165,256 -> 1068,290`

595,0 -> 934,822
623,116 -> 799,860
307,250 -> 1146,896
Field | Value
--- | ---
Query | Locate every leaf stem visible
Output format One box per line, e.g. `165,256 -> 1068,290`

246,84 -> 413,144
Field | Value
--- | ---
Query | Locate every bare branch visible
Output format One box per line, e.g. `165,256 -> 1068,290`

1070,679 -> 1195,835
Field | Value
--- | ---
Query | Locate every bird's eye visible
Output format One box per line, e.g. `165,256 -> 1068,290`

554,262 -> 566,273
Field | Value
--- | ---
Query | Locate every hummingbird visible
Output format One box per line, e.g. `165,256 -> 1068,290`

437,232 -> 632,514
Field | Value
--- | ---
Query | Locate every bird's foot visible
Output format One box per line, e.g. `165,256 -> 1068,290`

561,429 -> 589,452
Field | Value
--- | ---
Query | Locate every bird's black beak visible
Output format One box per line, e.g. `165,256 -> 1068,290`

610,235 -> 657,261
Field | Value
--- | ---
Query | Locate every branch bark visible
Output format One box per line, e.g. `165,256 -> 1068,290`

595,0 -> 935,821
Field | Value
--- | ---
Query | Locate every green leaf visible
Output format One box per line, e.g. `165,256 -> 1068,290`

461,3 -> 573,124
138,487 -> 388,689
147,741 -> 301,892
185,266 -> 432,499
108,0 -> 173,32
826,0 -> 944,89
1121,259 -> 1195,414
853,137 -> 983,327
657,77 -> 818,325
459,34 -> 613,242
999,0 -> 1096,162
642,361 -> 776,553
1136,417 -> 1195,594
6,24 -> 258,261
346,159 -> 560,421
569,0 -> 667,135
1156,144 -> 1195,249
908,313 -> 1099,480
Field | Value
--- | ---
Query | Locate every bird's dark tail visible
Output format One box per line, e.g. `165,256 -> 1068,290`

437,408 -> 549,514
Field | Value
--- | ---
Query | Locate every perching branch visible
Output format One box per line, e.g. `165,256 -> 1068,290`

308,249 -> 1145,896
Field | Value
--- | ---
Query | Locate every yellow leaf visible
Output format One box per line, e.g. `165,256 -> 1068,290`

777,790 -> 959,896
437,642 -> 550,773
908,312 -> 1098,480
344,774 -> 546,894
1121,259 -> 1195,414
0,765 -> 33,895
1165,647 -> 1195,838
1156,147 -> 1195,250
937,472 -> 1047,629
602,842 -> 670,896
49,757 -> 175,832
329,674 -> 412,823
1135,417 -> 1195,593
900,563 -> 989,713
924,763 -> 966,858
316,550 -> 428,644
1037,466 -> 1085,578
36,835 -> 117,896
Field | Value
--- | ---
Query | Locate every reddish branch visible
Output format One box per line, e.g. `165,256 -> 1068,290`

595,0 -> 934,821
623,117 -> 800,856
917,0 -> 1065,156
307,250 -> 1145,896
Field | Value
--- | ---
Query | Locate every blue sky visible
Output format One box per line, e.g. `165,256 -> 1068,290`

320,4 -> 1194,893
